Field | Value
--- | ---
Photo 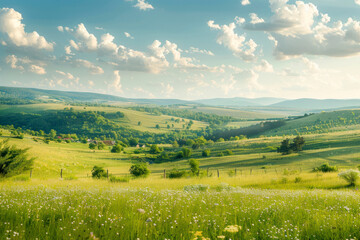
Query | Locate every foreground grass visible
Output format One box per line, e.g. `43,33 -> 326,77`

1,180 -> 360,240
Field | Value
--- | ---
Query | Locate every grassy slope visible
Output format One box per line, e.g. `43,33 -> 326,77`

265,109 -> 360,136
0,103 -> 208,133
185,106 -> 283,119
2,127 -> 360,188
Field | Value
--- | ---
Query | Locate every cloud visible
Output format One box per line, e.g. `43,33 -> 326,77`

65,23 -> 98,51
161,83 -> 174,97
29,64 -> 46,75
0,8 -> 54,50
245,0 -> 319,36
124,32 -> 134,39
74,59 -> 104,74
272,18 -> 360,58
108,70 -> 122,93
356,0 -> 360,5
185,47 -> 214,56
56,70 -> 74,80
57,26 -> 64,32
254,59 -> 274,72
6,55 -> 24,71
134,0 -> 154,10
208,20 -> 257,61
241,0 -> 250,6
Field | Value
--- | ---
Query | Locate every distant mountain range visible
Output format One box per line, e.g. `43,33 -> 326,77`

1,86 -> 360,113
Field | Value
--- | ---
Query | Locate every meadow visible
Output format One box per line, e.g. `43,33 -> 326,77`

2,104 -> 360,239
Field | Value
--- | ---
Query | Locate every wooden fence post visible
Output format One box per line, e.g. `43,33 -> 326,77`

250,169 -> 252,175
164,169 -> 166,179
30,170 -> 32,179
60,169 -> 63,179
235,168 -> 237,176
107,169 -> 109,180
217,169 -> 220,178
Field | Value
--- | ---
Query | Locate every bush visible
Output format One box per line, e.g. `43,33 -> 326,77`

168,169 -> 187,179
91,166 -> 107,179
294,177 -> 302,183
189,159 -> 200,176
339,170 -> 360,186
149,144 -> 162,154
0,140 -> 34,178
129,163 -> 150,177
97,142 -> 106,150
182,147 -> 192,158
223,149 -> 233,155
109,175 -> 130,183
111,144 -> 123,153
175,151 -> 184,159
202,149 -> 211,157
313,163 -> 338,172
89,143 -> 97,150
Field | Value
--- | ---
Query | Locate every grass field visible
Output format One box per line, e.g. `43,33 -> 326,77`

2,108 -> 360,239
0,103 -> 208,133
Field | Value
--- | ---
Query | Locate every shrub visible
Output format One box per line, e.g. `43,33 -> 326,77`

0,140 -> 34,178
97,142 -> 106,150
189,159 -> 200,176
202,149 -> 211,157
294,177 -> 302,183
129,163 -> 150,177
109,175 -> 130,183
168,169 -> 187,179
175,151 -> 184,159
182,148 -> 192,158
339,170 -> 360,186
149,144 -> 162,154
111,144 -> 123,153
223,149 -> 233,155
89,143 -> 97,150
12,176 -> 30,181
91,166 -> 107,179
313,163 -> 338,172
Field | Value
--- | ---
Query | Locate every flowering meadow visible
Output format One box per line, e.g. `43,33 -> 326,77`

1,180 -> 360,240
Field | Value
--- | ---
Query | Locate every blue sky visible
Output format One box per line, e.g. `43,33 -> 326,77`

1,0 -> 360,99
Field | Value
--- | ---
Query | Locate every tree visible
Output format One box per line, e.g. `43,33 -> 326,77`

159,151 -> 169,160
292,136 -> 305,152
202,149 -> 211,157
138,121 -> 142,126
172,141 -> 179,148
182,147 -> 192,158
189,159 -> 200,176
0,140 -> 34,177
111,144 -> 123,153
277,136 -> 306,155
277,139 -> 292,155
49,129 -> 57,139
89,143 -> 97,150
97,142 -> 106,150
91,166 -> 107,179
128,138 -> 139,147
150,144 -> 162,154
155,124 -> 160,129
129,163 -> 150,177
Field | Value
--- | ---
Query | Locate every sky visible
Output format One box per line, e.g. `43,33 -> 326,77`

1,0 -> 360,100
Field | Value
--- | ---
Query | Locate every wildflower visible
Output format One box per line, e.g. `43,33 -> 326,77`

224,225 -> 241,233
137,208 -> 145,214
